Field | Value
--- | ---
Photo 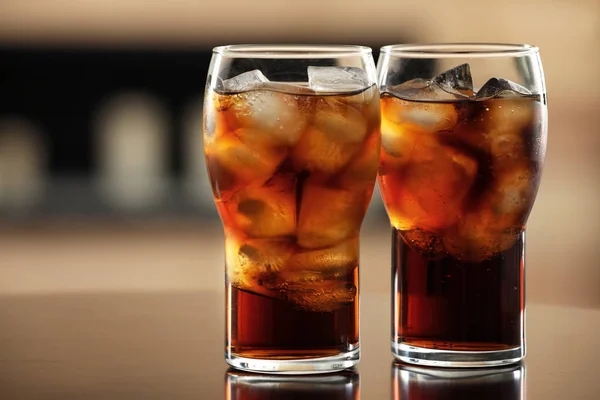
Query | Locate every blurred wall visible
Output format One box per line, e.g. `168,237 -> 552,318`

0,0 -> 598,308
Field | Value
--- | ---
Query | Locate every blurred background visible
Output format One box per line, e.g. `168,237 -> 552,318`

0,0 -> 598,310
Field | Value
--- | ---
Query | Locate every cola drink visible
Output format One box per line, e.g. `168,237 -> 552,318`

205,74 -> 380,363
379,66 -> 546,358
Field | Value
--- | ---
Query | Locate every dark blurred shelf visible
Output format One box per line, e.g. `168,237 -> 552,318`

0,177 -> 389,224
0,176 -> 217,219
0,46 -> 214,176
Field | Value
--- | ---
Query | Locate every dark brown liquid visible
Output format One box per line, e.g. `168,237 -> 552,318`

393,229 -> 524,350
229,268 -> 359,359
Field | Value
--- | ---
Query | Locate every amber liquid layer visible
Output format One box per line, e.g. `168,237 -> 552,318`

228,269 -> 359,359
393,229 -> 525,351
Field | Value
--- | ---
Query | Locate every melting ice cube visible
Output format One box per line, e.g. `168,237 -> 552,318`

221,69 -> 269,92
308,66 -> 371,93
476,77 -> 532,100
432,63 -> 474,96
388,64 -> 474,101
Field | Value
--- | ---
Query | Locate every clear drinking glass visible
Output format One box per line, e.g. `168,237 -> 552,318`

377,44 -> 547,367
204,45 -> 380,373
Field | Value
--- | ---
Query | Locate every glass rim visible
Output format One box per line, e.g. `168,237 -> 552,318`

212,44 -> 373,59
380,43 -> 539,58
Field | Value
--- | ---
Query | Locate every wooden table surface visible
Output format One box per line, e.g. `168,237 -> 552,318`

0,289 -> 598,399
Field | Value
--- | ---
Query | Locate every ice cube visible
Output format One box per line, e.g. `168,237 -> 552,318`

443,165 -> 531,262
475,96 -> 537,169
270,239 -> 359,297
204,133 -> 286,197
404,139 -> 478,228
484,97 -> 536,137
287,238 -> 359,274
489,130 -> 526,166
382,92 -> 462,132
291,127 -> 355,174
387,78 -> 430,99
292,97 -> 368,174
443,214 -> 521,262
476,77 -> 532,100
378,177 -> 428,231
487,165 -> 533,220
313,97 -> 369,143
297,185 -> 366,248
227,90 -> 309,147
432,63 -> 474,97
287,281 -> 357,312
221,69 -> 269,93
336,130 -> 381,190
225,236 -> 293,297
401,229 -> 447,260
308,66 -> 371,93
380,118 -> 419,164
228,174 -> 297,238
388,64 -> 473,102
381,136 -> 477,232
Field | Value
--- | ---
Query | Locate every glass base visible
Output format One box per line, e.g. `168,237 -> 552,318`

392,342 -> 524,368
226,348 -> 360,374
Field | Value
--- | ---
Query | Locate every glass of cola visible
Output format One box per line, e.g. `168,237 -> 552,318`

204,45 -> 380,373
377,44 -> 547,367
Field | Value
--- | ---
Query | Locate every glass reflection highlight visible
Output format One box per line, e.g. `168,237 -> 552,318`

226,368 -> 360,400
392,362 -> 524,399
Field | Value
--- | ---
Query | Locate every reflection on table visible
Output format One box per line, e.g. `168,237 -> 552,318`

392,362 -> 524,400
225,368 -> 359,400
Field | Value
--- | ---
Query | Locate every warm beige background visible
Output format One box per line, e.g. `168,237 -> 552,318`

0,0 -> 598,308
